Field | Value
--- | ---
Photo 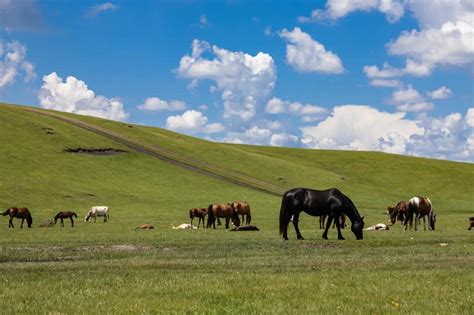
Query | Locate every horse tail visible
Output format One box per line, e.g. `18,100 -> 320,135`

73,212 -> 78,218
207,204 -> 214,227
279,193 -> 288,235
1,209 -> 9,216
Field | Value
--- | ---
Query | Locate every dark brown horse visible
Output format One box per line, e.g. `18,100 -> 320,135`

279,188 -> 364,240
207,203 -> 240,229
319,214 -> 346,229
2,207 -> 33,228
230,201 -> 252,225
54,211 -> 77,227
403,196 -> 436,231
189,208 -> 208,228
387,201 -> 409,225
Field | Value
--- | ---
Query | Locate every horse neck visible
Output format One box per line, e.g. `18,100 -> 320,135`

342,197 -> 362,224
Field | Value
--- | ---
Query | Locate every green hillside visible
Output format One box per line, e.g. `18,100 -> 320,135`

0,103 -> 473,314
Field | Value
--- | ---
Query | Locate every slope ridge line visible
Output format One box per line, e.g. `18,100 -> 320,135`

23,107 -> 284,197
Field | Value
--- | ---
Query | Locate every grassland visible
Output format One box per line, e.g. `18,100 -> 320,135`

0,103 -> 473,314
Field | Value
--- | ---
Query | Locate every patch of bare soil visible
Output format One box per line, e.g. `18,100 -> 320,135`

64,147 -> 128,155
77,244 -> 154,252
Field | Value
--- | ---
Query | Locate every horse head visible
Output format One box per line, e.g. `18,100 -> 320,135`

387,206 -> 397,225
429,210 -> 437,230
230,205 -> 241,227
84,211 -> 91,222
351,216 -> 364,240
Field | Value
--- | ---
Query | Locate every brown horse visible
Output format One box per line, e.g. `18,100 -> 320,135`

403,196 -> 436,231
207,203 -> 240,229
468,217 -> 474,230
1,207 -> 33,228
54,211 -> 77,227
387,201 -> 409,225
189,208 -> 208,228
230,201 -> 252,225
319,214 -> 346,229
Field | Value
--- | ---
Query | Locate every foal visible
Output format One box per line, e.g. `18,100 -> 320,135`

54,211 -> 78,227
189,208 -> 207,228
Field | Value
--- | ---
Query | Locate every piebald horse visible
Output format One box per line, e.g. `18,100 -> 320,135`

230,201 -> 252,225
207,203 -> 240,229
403,196 -> 436,231
1,207 -> 33,228
279,188 -> 364,240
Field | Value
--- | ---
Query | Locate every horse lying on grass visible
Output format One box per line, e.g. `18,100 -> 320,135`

1,207 -> 33,228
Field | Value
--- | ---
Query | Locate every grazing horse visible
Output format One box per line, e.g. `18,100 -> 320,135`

189,208 -> 208,228
468,217 -> 474,230
230,201 -> 252,225
85,206 -> 109,222
1,207 -> 33,228
319,214 -> 346,229
387,201 -> 409,225
403,196 -> 436,231
207,203 -> 240,229
279,188 -> 364,240
54,211 -> 77,227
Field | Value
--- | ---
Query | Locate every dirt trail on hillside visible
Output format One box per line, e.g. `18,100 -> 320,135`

24,107 -> 283,197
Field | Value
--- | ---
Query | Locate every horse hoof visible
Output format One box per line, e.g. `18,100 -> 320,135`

283,237 -> 289,241
298,237 -> 305,240
322,236 -> 328,240
338,237 -> 345,240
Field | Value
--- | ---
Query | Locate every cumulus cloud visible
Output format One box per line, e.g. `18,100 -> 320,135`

177,39 -> 276,121
389,85 -> 434,112
224,126 -> 299,147
266,97 -> 327,121
387,1 -> 474,72
363,59 -> 433,86
301,105 -> 424,154
0,40 -> 36,88
165,110 -> 224,134
406,108 -> 474,161
86,2 -> 119,18
298,0 -> 405,23
428,86 -> 453,100
137,97 -> 186,111
0,0 -> 43,31
38,72 -> 128,121
279,27 -> 343,74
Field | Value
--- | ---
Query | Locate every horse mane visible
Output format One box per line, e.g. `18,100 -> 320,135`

341,194 -> 363,223
26,210 -> 33,227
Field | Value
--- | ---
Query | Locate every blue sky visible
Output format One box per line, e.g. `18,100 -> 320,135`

1,0 -> 473,162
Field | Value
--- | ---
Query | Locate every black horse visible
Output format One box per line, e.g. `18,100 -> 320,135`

279,188 -> 364,240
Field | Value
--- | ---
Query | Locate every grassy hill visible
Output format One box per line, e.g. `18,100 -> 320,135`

0,103 -> 473,313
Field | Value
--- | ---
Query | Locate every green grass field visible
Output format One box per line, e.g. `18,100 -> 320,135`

0,103 -> 473,314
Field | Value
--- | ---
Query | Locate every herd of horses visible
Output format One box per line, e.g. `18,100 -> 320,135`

0,187 -> 448,241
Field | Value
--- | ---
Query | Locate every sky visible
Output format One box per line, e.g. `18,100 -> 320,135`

0,0 -> 473,162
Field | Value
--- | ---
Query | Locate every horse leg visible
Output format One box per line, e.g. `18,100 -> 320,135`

422,215 -> 426,230
322,215 -> 334,240
61,218 -> 64,227
291,212 -> 304,240
21,218 -> 24,228
225,217 -> 230,229
334,215 -> 345,240
70,217 -> 74,227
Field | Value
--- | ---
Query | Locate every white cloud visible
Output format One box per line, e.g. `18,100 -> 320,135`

363,59 -> 432,86
406,108 -> 474,161
137,97 -> 186,111
266,97 -> 327,121
177,39 -> 276,121
38,72 -> 128,121
428,86 -> 453,100
279,27 -> 343,74
0,40 -> 35,88
224,126 -> 299,147
387,1 -> 474,71
0,0 -> 43,31
165,110 -> 224,134
86,2 -> 119,18
298,0 -> 404,23
301,105 -> 424,154
199,15 -> 208,28
390,85 -> 434,112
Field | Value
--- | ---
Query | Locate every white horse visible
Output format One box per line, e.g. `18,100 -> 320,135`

85,206 -> 109,222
